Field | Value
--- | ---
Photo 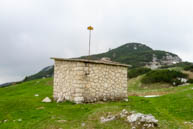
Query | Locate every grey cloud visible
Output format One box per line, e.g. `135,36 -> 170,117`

0,0 -> 193,84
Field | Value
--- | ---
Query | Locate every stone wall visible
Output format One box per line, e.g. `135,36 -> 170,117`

53,60 -> 128,103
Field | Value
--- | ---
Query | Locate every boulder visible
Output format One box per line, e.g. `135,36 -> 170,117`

81,123 -> 85,127
120,109 -> 129,118
34,94 -> 39,97
18,118 -> 22,122
124,98 -> 129,102
127,112 -> 158,128
42,97 -> 52,103
100,115 -> 116,123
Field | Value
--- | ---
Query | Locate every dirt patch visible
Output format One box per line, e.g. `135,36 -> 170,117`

183,71 -> 193,79
141,83 -> 172,89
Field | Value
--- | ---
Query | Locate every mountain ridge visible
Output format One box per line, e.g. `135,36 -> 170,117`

81,43 -> 182,68
0,43 -> 183,87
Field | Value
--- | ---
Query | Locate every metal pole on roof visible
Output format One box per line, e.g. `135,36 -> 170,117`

87,26 -> 93,57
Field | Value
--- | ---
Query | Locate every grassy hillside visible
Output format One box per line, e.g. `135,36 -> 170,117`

23,66 -> 54,82
0,78 -> 193,129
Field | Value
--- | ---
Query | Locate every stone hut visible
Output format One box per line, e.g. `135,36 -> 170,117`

51,57 -> 129,104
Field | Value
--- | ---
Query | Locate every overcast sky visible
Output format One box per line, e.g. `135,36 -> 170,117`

0,0 -> 193,84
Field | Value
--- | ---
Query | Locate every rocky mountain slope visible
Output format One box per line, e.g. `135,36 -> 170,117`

82,43 -> 182,68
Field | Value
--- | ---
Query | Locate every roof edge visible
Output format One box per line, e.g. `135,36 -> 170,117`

51,57 -> 129,67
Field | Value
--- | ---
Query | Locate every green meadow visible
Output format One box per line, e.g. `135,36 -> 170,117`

0,78 -> 193,129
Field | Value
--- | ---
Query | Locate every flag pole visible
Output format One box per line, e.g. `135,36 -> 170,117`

89,29 -> 91,56
87,26 -> 94,57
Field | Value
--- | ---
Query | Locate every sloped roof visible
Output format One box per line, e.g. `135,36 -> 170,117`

51,57 -> 129,67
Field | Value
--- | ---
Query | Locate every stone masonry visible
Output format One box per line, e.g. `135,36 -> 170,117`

51,58 -> 128,104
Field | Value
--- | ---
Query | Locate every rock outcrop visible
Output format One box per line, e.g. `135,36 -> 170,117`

100,109 -> 159,129
146,53 -> 182,69
127,112 -> 158,128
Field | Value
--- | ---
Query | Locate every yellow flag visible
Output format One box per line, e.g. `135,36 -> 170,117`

87,26 -> 94,30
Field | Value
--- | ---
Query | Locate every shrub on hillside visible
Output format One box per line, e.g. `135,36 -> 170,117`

160,62 -> 193,69
187,79 -> 193,83
184,65 -> 193,72
141,70 -> 188,86
128,67 -> 151,78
